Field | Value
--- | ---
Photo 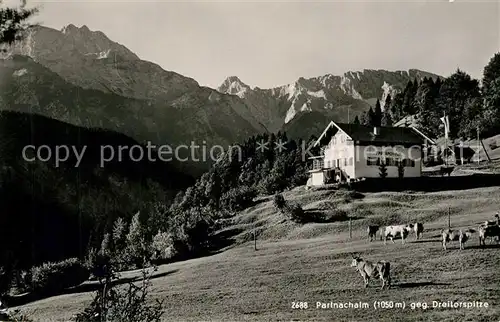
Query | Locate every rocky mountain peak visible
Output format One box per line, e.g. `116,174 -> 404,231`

61,24 -> 94,35
218,76 -> 251,98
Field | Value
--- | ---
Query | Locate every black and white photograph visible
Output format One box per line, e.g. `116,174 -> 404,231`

0,0 -> 499,321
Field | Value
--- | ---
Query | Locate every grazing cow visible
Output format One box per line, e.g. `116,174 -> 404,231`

367,225 -> 380,242
459,229 -> 476,250
384,225 -> 412,245
478,224 -> 500,247
483,213 -> 500,227
408,222 -> 424,240
478,214 -> 500,244
441,228 -> 476,250
350,254 -> 391,290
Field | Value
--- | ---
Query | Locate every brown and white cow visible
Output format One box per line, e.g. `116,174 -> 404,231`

409,222 -> 424,240
478,224 -> 500,247
350,254 -> 391,290
441,228 -> 476,250
383,225 -> 412,245
483,213 -> 500,227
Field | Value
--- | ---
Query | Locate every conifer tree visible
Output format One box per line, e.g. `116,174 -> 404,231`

0,0 -> 38,46
374,99 -> 382,126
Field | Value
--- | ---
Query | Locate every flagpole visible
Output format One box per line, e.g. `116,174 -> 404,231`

477,125 -> 480,165
444,112 -> 447,167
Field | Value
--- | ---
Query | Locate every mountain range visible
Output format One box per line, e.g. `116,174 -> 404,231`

0,23 -> 441,174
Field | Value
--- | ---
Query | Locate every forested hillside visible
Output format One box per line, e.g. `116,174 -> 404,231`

0,111 -> 194,272
359,53 -> 500,142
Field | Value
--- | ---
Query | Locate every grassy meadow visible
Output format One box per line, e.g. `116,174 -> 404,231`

11,185 -> 500,322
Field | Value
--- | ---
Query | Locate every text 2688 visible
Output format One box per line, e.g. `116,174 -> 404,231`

292,302 -> 308,309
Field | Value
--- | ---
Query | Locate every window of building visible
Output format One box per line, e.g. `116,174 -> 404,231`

385,157 -> 396,166
312,159 -> 324,169
366,157 -> 379,166
344,158 -> 347,166
402,158 -> 415,167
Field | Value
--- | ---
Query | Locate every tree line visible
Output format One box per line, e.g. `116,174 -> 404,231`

355,53 -> 500,142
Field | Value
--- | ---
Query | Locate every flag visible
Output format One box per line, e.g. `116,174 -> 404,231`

440,115 -> 450,139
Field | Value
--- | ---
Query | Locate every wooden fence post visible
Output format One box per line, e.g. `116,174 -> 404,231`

254,229 -> 257,251
448,207 -> 451,229
349,218 -> 352,240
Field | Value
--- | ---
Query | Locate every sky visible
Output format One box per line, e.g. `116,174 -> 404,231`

17,0 -> 500,89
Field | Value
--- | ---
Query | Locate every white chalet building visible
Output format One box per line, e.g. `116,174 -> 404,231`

307,121 -> 426,187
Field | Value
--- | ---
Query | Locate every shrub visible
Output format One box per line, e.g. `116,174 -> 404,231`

166,207 -> 216,259
11,269 -> 33,294
0,266 -> 12,296
398,162 -> 405,179
273,193 -> 287,211
151,231 -> 177,263
379,162 -> 388,179
219,186 -> 257,212
271,194 -> 310,224
30,258 -> 90,295
257,174 -> 284,195
111,217 -> 129,270
324,209 -> 349,222
346,190 -> 365,200
287,203 -> 306,223
99,233 -> 112,258
123,212 -> 151,269
0,309 -> 34,322
73,262 -> 164,322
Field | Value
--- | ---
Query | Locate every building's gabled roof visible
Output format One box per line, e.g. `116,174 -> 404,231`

408,127 -> 436,145
393,114 -> 436,145
394,115 -> 418,127
314,121 -> 425,147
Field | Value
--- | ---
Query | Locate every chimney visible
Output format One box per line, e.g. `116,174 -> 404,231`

373,126 -> 380,135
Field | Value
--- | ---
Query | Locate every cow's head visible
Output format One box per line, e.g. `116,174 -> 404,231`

350,253 -> 361,267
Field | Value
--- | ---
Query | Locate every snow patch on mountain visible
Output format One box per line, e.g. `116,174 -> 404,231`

307,89 -> 326,99
284,105 -> 297,124
283,82 -> 300,100
85,49 -> 111,59
12,68 -> 28,77
301,100 -> 312,112
340,75 -> 363,100
318,74 -> 335,89
399,70 -> 409,77
97,49 -> 111,59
